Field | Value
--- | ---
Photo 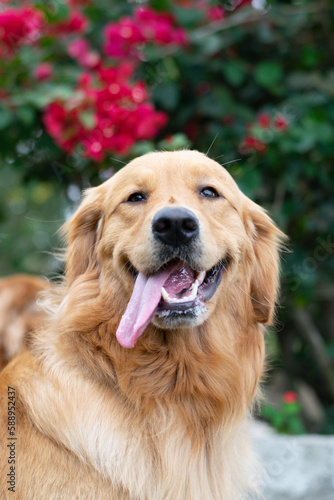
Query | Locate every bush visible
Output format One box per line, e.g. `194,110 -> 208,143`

0,0 -> 333,432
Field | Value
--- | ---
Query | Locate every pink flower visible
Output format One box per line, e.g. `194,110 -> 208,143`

110,134 -> 134,155
274,114 -> 289,131
135,7 -> 187,45
239,135 -> 267,154
283,391 -> 298,404
67,39 -> 88,58
67,39 -> 100,69
48,9 -> 88,36
208,6 -> 225,22
135,105 -> 168,139
43,102 -> 82,152
131,82 -> 148,103
104,18 -> 144,59
0,7 -> 44,54
104,6 -> 187,60
34,62 -> 53,81
258,112 -> 271,128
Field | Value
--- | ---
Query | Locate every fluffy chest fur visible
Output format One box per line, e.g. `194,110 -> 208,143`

17,348 -> 259,500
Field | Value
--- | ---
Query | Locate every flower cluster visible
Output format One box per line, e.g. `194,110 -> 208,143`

104,6 -> 187,60
258,112 -> 289,131
34,62 -> 53,81
239,111 -> 289,155
46,9 -> 89,37
43,63 -> 168,161
67,38 -> 101,69
239,135 -> 268,154
0,6 -> 44,56
0,0 -> 257,162
0,2 -> 90,58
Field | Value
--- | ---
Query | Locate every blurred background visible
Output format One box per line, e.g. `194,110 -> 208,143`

0,0 -> 333,434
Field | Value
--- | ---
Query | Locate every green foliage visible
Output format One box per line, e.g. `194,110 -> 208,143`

262,394 -> 306,435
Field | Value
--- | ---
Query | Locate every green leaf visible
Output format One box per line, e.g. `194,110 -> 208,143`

223,61 -> 246,87
17,107 -> 35,126
172,7 -> 204,27
261,405 -> 277,419
301,46 -> 321,68
254,61 -> 283,89
35,1 -> 69,23
0,107 -> 13,130
131,141 -> 155,157
153,82 -> 180,111
200,35 -> 224,56
295,134 -> 316,153
197,87 -> 231,118
158,133 -> 191,151
150,0 -> 170,11
79,111 -> 97,131
12,85 -> 75,108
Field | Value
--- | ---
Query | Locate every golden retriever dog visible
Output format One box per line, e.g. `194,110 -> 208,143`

0,274 -> 48,370
0,150 -> 284,499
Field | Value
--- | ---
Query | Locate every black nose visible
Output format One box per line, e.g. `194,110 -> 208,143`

152,207 -> 199,247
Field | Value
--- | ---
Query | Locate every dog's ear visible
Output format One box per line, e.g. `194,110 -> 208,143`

244,200 -> 286,325
62,186 -> 105,284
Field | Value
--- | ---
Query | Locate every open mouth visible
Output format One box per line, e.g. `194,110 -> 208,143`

117,258 -> 227,348
156,258 -> 226,313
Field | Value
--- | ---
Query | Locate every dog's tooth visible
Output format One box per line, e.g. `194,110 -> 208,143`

162,281 -> 199,304
189,281 -> 199,297
162,288 -> 184,304
196,271 -> 206,286
161,287 -> 170,302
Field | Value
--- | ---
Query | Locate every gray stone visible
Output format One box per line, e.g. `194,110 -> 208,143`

252,422 -> 334,500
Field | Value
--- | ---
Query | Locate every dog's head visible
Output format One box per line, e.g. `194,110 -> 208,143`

63,150 -> 284,349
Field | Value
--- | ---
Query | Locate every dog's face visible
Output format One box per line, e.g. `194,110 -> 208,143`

64,151 -> 283,348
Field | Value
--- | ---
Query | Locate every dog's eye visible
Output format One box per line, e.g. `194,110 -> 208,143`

127,192 -> 146,203
200,187 -> 220,199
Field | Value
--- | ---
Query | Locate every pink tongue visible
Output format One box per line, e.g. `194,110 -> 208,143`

116,268 -> 172,348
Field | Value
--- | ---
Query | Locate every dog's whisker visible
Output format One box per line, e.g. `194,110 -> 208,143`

213,154 -> 225,161
24,216 -> 66,223
220,158 -> 241,167
108,156 -> 127,165
235,283 -> 283,309
206,132 -> 219,156
235,283 -> 270,308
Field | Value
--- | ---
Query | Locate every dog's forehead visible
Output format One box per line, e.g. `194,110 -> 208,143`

107,151 -> 243,204
123,150 -> 232,180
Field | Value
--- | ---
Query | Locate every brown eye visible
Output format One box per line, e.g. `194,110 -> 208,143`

127,192 -> 146,203
200,187 -> 220,199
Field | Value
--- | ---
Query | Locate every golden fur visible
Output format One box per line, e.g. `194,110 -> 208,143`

0,274 -> 48,370
0,151 -> 284,499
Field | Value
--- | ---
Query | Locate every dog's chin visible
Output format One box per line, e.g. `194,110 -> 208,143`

151,303 -> 209,330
